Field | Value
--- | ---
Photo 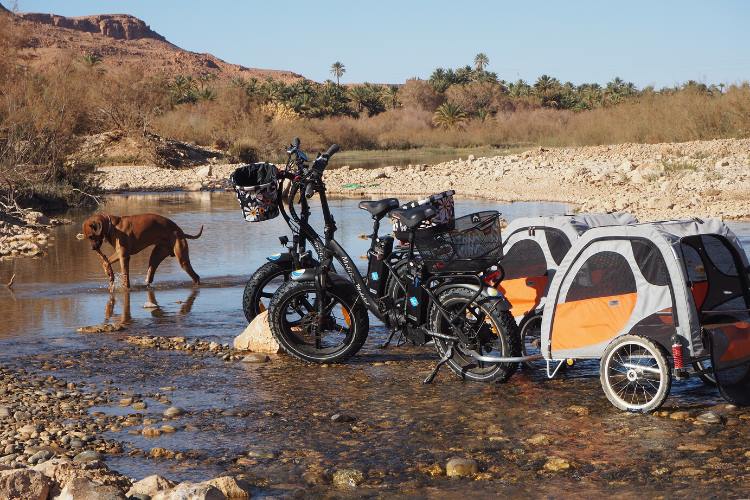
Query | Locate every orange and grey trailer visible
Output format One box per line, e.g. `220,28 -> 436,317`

537,218 -> 750,412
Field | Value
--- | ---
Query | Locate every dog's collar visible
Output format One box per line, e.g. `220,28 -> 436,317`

104,215 -> 114,240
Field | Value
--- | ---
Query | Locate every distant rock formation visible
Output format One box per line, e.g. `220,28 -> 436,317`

16,12 -> 166,41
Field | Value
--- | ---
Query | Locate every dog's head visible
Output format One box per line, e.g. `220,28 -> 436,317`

82,214 -> 110,251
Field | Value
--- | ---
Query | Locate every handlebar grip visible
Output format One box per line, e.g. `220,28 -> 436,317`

304,183 -> 316,199
293,137 -> 301,148
325,144 -> 340,157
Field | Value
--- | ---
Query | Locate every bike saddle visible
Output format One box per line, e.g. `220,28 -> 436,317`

358,198 -> 400,219
389,204 -> 436,230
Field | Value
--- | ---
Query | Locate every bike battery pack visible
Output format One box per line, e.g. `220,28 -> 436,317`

366,236 -> 394,296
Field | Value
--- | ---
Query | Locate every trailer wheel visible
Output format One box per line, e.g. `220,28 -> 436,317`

600,335 -> 671,413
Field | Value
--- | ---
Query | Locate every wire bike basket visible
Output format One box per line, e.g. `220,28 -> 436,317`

414,210 -> 503,273
230,163 -> 280,222
393,190 -> 455,242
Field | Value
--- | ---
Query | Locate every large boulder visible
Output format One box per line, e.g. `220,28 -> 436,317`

151,481 -> 226,500
127,475 -> 176,498
33,458 -> 131,496
233,311 -> 280,354
0,468 -> 51,500
204,476 -> 249,498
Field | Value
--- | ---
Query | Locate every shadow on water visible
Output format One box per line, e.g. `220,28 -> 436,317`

1,192 -> 749,496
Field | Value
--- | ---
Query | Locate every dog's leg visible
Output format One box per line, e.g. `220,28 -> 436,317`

145,245 -> 171,286
118,250 -> 131,289
174,238 -> 200,285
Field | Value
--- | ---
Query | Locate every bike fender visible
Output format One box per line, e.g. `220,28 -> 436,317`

434,283 -> 513,311
266,252 -> 292,265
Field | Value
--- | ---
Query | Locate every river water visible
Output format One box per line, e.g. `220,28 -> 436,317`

1,192 -> 749,497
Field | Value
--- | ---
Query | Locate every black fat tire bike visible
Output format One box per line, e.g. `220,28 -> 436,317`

266,145 -> 522,383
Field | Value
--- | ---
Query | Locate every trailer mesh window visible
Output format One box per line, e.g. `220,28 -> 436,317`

631,240 -> 669,286
501,239 -> 547,279
702,235 -> 739,277
566,251 -> 636,302
545,229 -> 572,266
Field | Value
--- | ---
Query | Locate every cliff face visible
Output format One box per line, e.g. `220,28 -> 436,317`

16,12 -> 166,42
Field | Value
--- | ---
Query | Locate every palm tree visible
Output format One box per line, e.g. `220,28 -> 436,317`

474,53 -> 489,71
432,102 -> 468,129
382,85 -> 400,109
533,74 -> 560,98
330,61 -> 346,86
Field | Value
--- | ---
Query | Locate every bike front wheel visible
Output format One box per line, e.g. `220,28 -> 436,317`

242,261 -> 290,323
268,279 -> 369,363
429,287 -> 521,383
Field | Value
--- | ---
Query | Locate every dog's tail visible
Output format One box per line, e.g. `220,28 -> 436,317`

183,225 -> 204,239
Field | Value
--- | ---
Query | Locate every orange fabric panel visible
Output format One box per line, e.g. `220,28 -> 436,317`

551,293 -> 638,352
498,276 -> 548,317
718,322 -> 750,363
691,281 -> 709,311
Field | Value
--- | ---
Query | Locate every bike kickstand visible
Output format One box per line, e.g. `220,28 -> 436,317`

423,345 -> 454,384
379,329 -> 398,349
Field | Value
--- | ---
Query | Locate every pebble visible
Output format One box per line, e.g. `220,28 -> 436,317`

446,458 -> 478,478
0,407 -> 9,418
241,354 -> 270,363
332,468 -> 365,489
543,457 -> 571,472
132,401 -> 148,411
73,450 -> 101,463
670,411 -> 691,420
568,405 -> 590,416
696,411 -> 723,424
163,406 -> 185,418
331,413 -> 357,423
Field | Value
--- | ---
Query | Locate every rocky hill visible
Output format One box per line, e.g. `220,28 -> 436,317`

0,2 -> 303,82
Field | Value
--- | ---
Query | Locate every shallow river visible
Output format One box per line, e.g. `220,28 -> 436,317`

1,193 -> 749,497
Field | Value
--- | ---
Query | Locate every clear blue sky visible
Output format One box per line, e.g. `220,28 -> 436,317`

13,0 -> 750,87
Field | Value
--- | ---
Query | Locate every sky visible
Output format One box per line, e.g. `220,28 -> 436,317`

11,0 -> 750,87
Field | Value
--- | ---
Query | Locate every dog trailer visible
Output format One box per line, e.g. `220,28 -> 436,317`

538,218 -> 750,411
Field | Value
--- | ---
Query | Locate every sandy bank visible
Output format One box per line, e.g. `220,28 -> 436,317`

97,138 -> 750,221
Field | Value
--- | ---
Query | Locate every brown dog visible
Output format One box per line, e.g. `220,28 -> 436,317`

82,213 -> 202,288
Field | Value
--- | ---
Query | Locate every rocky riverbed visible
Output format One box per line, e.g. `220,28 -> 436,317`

96,138 -> 750,222
2,330 -> 750,498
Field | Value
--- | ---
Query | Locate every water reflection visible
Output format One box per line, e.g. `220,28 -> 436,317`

0,193 -> 571,341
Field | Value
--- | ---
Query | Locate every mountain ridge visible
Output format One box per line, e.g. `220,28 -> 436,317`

0,2 -> 303,82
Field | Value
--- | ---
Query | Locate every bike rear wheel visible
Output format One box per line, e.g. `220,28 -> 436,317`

430,287 -> 520,383
269,279 -> 369,363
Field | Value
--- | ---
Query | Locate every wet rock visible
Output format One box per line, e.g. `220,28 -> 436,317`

696,411 -> 723,424
543,457 -> 571,472
331,413 -> 357,423
446,458 -> 478,478
205,476 -> 249,499
76,323 -> 125,334
568,405 -> 590,416
526,434 -> 551,446
119,397 -> 133,406
675,467 -> 705,477
132,401 -> 148,411
332,468 -> 365,489
0,469 -> 51,500
57,477 -> 126,499
73,450 -> 101,463
127,474 -> 176,498
160,425 -> 176,434
669,411 -> 691,421
151,481 -> 225,500
241,354 -> 270,363
163,406 -> 185,418
233,311 -> 281,354
142,426 -> 161,437
676,443 -> 716,453
149,448 -> 176,459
